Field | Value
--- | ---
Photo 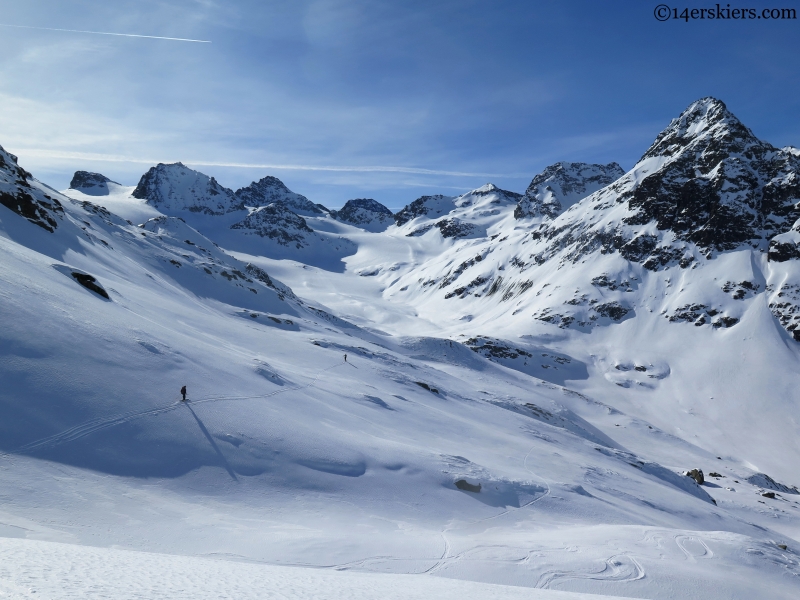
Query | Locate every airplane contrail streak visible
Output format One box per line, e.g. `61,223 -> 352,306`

18,149 -> 516,178
0,23 -> 211,43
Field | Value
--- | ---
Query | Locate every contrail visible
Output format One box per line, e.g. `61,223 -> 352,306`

18,149 -> 517,178
0,23 -> 211,43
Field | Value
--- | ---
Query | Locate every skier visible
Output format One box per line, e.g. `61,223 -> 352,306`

344,354 -> 347,362
180,385 -> 187,402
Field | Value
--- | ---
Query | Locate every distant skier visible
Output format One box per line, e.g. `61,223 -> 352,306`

344,354 -> 347,362
181,385 -> 187,402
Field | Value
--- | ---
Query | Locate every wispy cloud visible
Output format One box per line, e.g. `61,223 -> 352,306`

0,24 -> 210,43
16,148 -> 519,178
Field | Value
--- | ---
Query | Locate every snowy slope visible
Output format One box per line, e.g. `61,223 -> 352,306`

2,99 -> 800,599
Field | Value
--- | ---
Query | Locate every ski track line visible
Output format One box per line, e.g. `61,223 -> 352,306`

675,534 -> 714,561
1,361 -> 348,460
419,442 -> 552,576
535,554 -> 645,589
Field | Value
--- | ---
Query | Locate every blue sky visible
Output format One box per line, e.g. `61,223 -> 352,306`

1,0 -> 799,209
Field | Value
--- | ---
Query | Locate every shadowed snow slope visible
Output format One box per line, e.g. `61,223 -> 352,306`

2,98 -> 800,599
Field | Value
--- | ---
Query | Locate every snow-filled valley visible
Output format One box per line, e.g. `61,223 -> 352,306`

1,98 -> 799,599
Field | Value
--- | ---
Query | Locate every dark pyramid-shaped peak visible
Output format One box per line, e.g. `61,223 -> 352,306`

640,97 -> 767,163
236,176 -> 292,197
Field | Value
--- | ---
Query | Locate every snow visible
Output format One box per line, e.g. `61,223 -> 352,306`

3,100 -> 800,598
0,538 -> 631,600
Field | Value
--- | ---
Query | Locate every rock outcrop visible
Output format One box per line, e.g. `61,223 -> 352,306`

69,171 -> 120,196
0,145 -> 63,232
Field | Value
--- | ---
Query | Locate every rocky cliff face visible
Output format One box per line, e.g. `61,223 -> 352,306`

0,145 -> 63,232
132,163 -> 242,215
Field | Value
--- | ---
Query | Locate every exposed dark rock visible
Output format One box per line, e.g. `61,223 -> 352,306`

415,381 -> 439,394
685,468 -> 704,485
516,162 -> 624,219
331,198 -> 393,231
69,171 -> 119,195
70,272 -> 110,299
394,195 -> 452,226
768,239 -> 800,262
439,254 -> 484,288
235,176 -> 323,216
0,145 -> 63,232
230,204 -> 313,248
665,304 -> 738,329
465,337 -> 532,360
435,218 -> 476,239
762,491 -> 776,499
455,479 -> 481,493
594,302 -> 630,321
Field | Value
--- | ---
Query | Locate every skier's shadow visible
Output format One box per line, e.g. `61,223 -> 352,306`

184,403 -> 238,482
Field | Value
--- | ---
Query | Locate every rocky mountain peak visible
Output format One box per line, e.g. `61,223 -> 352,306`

69,171 -> 121,196
132,163 -> 242,216
458,183 -> 521,204
332,198 -> 393,232
639,97 -> 766,163
394,194 -> 455,227
235,176 -> 324,216
515,162 -> 624,220
615,98 -> 800,253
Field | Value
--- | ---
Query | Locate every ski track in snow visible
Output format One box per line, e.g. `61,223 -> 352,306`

674,534 -> 714,561
419,442 -> 553,576
0,360 -> 350,461
535,554 -> 645,590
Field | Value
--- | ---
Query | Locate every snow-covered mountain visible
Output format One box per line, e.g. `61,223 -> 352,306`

384,98 -> 800,338
332,198 -> 394,232
2,98 -> 800,599
235,175 -> 327,216
515,162 -> 624,219
133,162 -> 243,215
393,184 -> 521,239
69,171 -> 123,196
